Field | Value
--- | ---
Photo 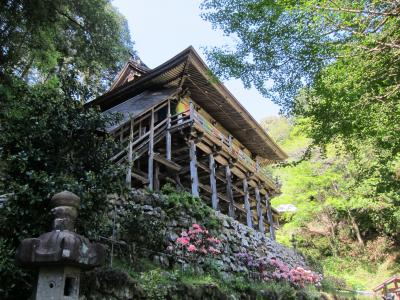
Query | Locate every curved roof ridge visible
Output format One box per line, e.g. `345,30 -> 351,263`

87,46 -> 287,160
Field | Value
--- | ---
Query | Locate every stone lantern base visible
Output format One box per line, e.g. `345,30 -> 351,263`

36,266 -> 80,300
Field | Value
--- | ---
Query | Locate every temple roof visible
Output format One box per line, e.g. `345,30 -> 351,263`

88,46 -> 287,160
109,52 -> 151,90
104,88 -> 177,132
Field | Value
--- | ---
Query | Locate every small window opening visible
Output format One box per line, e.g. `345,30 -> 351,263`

64,277 -> 76,296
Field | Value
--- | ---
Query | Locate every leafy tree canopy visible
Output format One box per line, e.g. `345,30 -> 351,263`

1,0 -> 133,100
0,1 -> 133,298
201,0 -> 400,153
263,117 -> 400,290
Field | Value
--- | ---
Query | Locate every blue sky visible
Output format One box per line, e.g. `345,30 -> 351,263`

112,0 -> 280,120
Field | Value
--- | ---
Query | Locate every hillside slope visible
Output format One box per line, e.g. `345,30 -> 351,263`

262,116 -> 399,291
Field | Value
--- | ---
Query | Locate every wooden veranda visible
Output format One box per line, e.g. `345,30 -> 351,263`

108,92 -> 279,238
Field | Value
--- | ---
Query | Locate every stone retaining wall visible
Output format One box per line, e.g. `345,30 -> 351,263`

108,189 -> 308,275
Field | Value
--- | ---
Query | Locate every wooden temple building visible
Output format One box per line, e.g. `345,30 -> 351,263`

88,47 -> 288,239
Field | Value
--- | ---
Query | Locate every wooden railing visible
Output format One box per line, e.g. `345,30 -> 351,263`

111,109 -> 192,164
110,101 -> 276,188
192,109 -> 275,185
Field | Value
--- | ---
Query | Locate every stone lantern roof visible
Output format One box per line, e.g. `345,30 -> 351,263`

16,191 -> 105,269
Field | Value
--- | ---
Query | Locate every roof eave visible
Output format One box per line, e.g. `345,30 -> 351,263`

87,46 -> 194,109
87,46 -> 288,160
186,50 -> 288,161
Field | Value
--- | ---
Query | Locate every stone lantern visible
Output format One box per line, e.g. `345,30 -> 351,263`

16,191 -> 105,300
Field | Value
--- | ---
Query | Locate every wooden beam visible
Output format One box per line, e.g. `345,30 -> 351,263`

198,162 -> 245,197
189,139 -> 199,197
131,171 -> 149,184
243,178 -> 253,228
126,120 -> 133,187
196,140 -> 212,155
178,165 -> 190,174
154,162 -> 160,191
198,183 -> 245,213
265,193 -> 276,240
148,109 -> 155,190
166,99 -> 172,160
189,100 -> 194,121
255,186 -> 264,233
209,154 -> 218,210
226,165 -> 235,219
154,153 -> 182,172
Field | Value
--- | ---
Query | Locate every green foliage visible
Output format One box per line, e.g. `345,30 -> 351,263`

138,268 -> 176,300
110,257 -> 320,300
220,275 -> 320,299
0,1 -> 133,298
263,117 -> 400,290
1,0 -> 133,100
201,3 -> 400,238
120,201 -> 167,253
201,0 -> 400,117
201,0 -> 332,112
0,75 -> 126,298
178,270 -> 217,287
161,183 -> 222,230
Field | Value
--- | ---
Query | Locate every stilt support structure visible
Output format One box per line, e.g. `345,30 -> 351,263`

226,165 -> 235,219
209,154 -> 218,210
243,178 -> 253,228
265,193 -> 276,240
255,186 -> 264,233
126,120 -> 133,187
148,109 -> 155,190
189,139 -> 199,197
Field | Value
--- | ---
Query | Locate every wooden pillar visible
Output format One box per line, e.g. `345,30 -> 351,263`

189,139 -> 199,197
265,193 -> 276,240
148,109 -> 155,190
228,135 -> 233,152
166,99 -> 172,160
255,186 -> 264,233
154,162 -> 160,191
226,165 -> 235,219
189,100 -> 194,121
125,120 -> 133,187
209,154 -> 218,210
243,178 -> 253,228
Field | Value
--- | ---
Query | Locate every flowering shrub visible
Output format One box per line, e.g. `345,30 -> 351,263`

167,224 -> 222,263
269,258 -> 322,288
236,251 -> 322,288
235,252 -> 268,275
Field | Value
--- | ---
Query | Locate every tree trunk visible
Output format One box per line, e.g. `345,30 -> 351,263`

348,210 -> 364,246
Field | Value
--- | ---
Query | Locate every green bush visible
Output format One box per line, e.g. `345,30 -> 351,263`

120,201 -> 167,253
0,77 -> 126,298
138,269 -> 176,300
161,183 -> 222,230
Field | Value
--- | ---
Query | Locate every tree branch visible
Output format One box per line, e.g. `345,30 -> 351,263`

315,5 -> 400,17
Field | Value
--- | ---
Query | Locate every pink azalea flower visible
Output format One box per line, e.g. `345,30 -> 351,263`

176,237 -> 190,245
187,244 -> 197,252
192,224 -> 201,230
208,246 -> 220,255
207,237 -> 221,244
